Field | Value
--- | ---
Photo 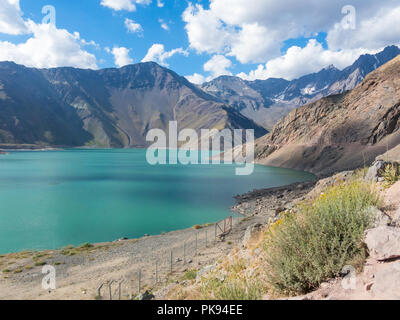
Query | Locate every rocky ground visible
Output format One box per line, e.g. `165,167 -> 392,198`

291,185 -> 400,300
161,161 -> 400,301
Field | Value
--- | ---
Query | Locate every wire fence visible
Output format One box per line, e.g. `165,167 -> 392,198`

96,216 -> 237,300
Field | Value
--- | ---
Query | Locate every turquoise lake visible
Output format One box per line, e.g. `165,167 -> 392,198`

0,149 -> 315,254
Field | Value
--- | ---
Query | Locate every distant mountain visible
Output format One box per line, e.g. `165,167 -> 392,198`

254,54 -> 400,176
202,46 -> 400,130
0,62 -> 266,148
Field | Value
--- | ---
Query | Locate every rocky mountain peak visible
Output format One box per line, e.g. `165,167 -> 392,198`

0,61 -> 266,148
201,46 -> 400,130
254,54 -> 400,176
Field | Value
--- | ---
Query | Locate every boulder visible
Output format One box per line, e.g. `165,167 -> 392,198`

366,160 -> 400,182
364,226 -> 400,261
365,161 -> 385,182
371,262 -> 400,299
392,206 -> 400,228
366,207 -> 391,228
138,290 -> 155,300
242,223 -> 263,248
196,264 -> 217,282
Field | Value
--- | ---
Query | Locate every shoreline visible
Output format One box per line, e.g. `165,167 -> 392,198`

0,214 -> 267,300
1,148 -> 316,255
0,160 -> 335,299
1,176 -> 315,256
0,170 -> 318,300
0,148 -> 319,300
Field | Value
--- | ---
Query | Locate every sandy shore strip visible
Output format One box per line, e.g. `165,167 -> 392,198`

0,214 -> 270,300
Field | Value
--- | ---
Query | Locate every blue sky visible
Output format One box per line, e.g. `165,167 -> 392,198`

0,0 -> 399,83
5,0 -> 265,77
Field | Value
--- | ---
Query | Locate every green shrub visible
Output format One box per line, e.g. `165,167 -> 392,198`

78,243 -> 93,249
183,270 -> 198,281
216,280 -> 262,300
379,163 -> 400,187
263,180 -> 381,295
202,277 -> 262,300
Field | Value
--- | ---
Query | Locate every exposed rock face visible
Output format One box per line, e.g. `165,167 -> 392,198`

202,46 -> 400,130
368,207 -> 392,228
0,62 -> 266,148
138,290 -> 155,300
393,207 -> 400,227
254,55 -> 400,176
366,161 -> 387,182
242,223 -> 263,248
364,226 -> 400,261
370,261 -> 400,299
366,160 -> 400,182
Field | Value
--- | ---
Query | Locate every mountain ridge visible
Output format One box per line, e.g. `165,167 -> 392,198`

0,61 -> 267,148
254,54 -> 400,176
202,45 -> 400,130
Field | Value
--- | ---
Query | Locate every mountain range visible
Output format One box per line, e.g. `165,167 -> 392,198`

0,62 -> 266,148
255,53 -> 400,175
202,45 -> 400,129
0,45 -> 399,149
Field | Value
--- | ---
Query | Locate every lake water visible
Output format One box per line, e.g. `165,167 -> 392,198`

0,149 -> 315,254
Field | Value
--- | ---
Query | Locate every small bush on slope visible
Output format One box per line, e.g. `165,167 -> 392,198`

380,163 -> 400,187
263,180 -> 382,296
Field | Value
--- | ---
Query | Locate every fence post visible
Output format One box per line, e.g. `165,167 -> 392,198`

205,230 -> 208,248
129,280 -> 134,300
108,280 -> 114,300
195,232 -> 198,256
215,223 -> 217,243
184,242 -> 186,264
138,269 -> 142,296
155,260 -> 159,284
97,283 -> 104,300
170,251 -> 173,273
118,280 -> 124,300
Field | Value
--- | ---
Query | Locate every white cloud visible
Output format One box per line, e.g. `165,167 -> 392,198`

185,55 -> 233,84
237,40 -> 374,81
185,73 -> 206,85
100,0 -> 151,12
182,0 -> 400,67
0,0 -> 28,35
327,6 -> 400,51
156,0 -> 164,8
204,55 -> 232,78
182,4 -> 233,55
107,46 -> 134,67
158,19 -> 169,31
0,22 -> 98,69
0,0 -> 99,69
229,23 -> 278,64
125,18 -> 143,34
142,44 -> 188,67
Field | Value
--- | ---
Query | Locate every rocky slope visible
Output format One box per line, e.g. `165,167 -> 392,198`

254,55 -> 400,176
202,46 -> 400,130
0,62 -> 266,148
160,164 -> 400,301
